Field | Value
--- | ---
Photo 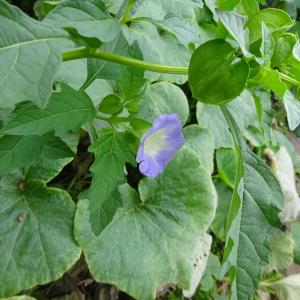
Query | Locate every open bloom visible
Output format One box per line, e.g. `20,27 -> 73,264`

136,114 -> 185,178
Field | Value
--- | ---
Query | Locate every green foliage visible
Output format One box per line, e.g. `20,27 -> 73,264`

0,0 -> 72,108
81,128 -> 137,234
189,40 -> 249,104
1,84 -> 96,135
75,148 -> 217,299
0,169 -> 81,297
1,0 -> 300,299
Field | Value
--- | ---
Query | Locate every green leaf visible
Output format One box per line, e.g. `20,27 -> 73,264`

75,148 -> 217,300
260,22 -> 275,62
189,39 -> 249,104
84,32 -> 128,86
55,59 -> 87,90
118,42 -> 147,106
253,67 -> 287,97
0,0 -> 72,108
124,21 -> 190,84
216,0 -> 239,11
0,169 -> 81,297
222,109 -> 283,300
210,179 -> 232,241
1,83 -> 96,136
266,232 -> 294,272
0,135 -> 49,175
138,15 -> 200,47
272,33 -> 297,67
216,148 -> 237,189
217,10 -> 251,57
26,157 -> 72,183
240,0 -> 259,18
291,223 -> 300,264
246,8 -> 294,44
183,125 -> 215,174
80,128 -> 137,234
196,90 -> 258,148
44,0 -> 120,43
99,94 -> 123,115
41,134 -> 75,160
283,90 -> 300,131
34,0 -> 60,19
200,253 -> 221,291
136,82 -> 189,125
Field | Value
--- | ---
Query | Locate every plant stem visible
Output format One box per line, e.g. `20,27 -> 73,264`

62,48 -> 189,75
63,48 -> 300,86
120,0 -> 137,24
279,72 -> 300,86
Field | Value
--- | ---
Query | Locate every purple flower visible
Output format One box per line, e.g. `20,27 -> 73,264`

136,114 -> 185,178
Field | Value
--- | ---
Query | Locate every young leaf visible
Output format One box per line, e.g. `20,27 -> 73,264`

99,94 -> 123,115
0,169 -> 81,297
189,39 -> 249,104
80,128 -> 137,234
246,8 -> 294,44
44,0 -> 120,43
1,83 -> 96,135
75,148 -> 217,300
0,0 -> 72,108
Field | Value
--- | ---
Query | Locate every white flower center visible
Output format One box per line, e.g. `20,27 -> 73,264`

144,129 -> 168,157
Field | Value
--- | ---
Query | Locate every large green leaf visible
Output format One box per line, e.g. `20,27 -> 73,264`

0,169 -> 81,297
189,40 -> 249,104
44,0 -> 120,43
75,148 -> 217,299
136,82 -> 189,125
222,109 -> 283,300
1,83 -> 96,136
80,128 -> 137,235
0,0 -> 72,108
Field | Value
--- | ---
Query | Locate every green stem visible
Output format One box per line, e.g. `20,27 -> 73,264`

63,48 -> 300,87
120,0 -> 137,24
279,72 -> 300,86
63,48 -> 189,75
